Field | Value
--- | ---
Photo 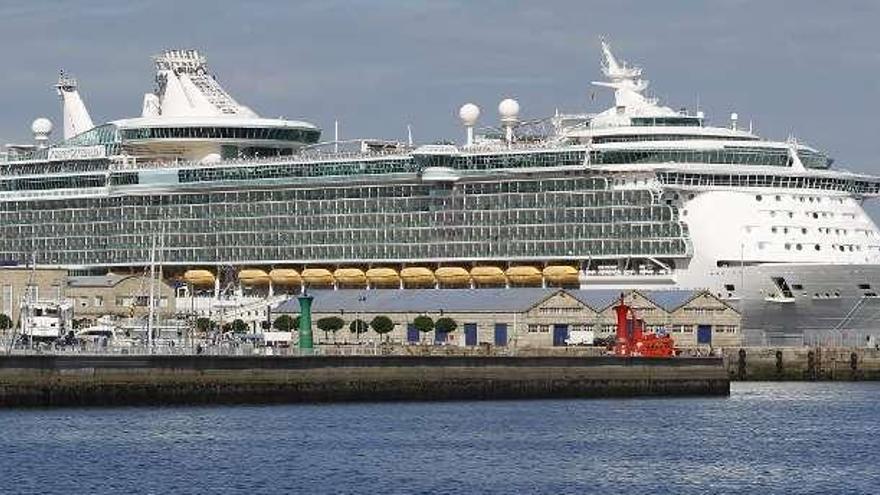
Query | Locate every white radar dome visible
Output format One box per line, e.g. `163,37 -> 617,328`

458,103 -> 480,126
31,118 -> 53,135
498,98 -> 520,122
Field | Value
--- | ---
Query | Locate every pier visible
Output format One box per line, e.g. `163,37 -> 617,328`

0,354 -> 728,407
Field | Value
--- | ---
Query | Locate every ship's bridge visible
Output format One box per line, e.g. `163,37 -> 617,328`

111,115 -> 320,162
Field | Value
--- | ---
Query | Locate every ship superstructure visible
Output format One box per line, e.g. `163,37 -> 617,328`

2,43 -> 880,346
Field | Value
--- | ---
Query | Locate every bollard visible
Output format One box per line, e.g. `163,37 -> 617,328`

737,348 -> 747,380
850,352 -> 860,381
806,350 -> 817,381
775,350 -> 784,376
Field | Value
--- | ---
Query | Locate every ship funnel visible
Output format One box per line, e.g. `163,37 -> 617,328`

55,71 -> 94,140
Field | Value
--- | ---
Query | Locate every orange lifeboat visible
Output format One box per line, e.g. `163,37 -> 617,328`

543,265 -> 580,287
239,269 -> 270,286
505,266 -> 542,286
302,268 -> 335,287
333,268 -> 367,287
434,267 -> 470,287
366,268 -> 400,287
183,269 -> 215,287
400,267 -> 436,288
269,268 -> 302,286
470,266 -> 506,287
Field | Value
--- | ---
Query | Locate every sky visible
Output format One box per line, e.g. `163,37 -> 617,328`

1,0 -> 879,176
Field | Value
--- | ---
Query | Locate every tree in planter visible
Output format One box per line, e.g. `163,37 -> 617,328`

230,319 -> 249,334
195,317 -> 215,334
0,313 -> 11,333
412,315 -> 434,343
317,316 -> 345,342
349,319 -> 369,341
370,315 -> 395,342
434,317 -> 457,343
273,314 -> 298,332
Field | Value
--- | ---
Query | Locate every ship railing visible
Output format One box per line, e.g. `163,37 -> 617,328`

107,142 -> 583,172
109,148 -> 415,172
2,341 -> 608,357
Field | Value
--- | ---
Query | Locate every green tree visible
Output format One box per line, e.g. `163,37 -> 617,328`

349,319 -> 369,340
231,319 -> 249,334
274,314 -> 297,332
0,313 -> 12,332
370,315 -> 395,341
412,315 -> 434,342
317,316 -> 345,342
434,317 -> 457,335
195,317 -> 215,334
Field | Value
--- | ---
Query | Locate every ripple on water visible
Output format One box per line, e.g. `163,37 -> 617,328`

0,383 -> 879,494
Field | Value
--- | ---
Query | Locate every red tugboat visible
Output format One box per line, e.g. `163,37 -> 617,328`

613,294 -> 676,358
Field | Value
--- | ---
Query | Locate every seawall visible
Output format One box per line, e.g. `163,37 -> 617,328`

724,347 -> 880,381
0,355 -> 728,407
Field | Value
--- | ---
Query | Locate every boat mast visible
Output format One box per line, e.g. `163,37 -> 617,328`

148,234 -> 156,352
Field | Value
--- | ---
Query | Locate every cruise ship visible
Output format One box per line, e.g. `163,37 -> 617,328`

2,44 -> 879,346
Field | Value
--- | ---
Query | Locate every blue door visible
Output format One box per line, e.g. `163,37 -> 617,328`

697,325 -> 712,345
435,330 -> 447,344
553,324 -> 569,346
494,323 -> 508,346
464,324 -> 477,346
407,324 -> 420,343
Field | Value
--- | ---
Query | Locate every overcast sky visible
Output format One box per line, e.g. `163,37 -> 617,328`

1,0 -> 879,176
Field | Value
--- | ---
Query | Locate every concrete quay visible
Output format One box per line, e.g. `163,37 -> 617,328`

724,347 -> 880,381
0,355 -> 728,408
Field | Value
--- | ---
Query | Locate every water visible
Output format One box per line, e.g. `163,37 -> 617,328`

1,383 -> 878,494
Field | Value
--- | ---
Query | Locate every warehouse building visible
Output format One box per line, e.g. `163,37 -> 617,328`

275,288 -> 742,348
66,274 -> 177,321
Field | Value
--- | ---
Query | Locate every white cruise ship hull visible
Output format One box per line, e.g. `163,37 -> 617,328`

716,263 -> 880,346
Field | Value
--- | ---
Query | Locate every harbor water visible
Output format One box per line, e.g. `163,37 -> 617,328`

1,382 -> 878,494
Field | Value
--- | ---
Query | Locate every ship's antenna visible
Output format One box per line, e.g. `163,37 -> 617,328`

334,120 -> 339,153
407,124 -> 413,147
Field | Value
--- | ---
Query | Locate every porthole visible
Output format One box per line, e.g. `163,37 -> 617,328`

772,227 -> 778,233
796,244 -> 803,250
802,228 -> 807,234
756,195 -> 763,201
815,244 -> 821,251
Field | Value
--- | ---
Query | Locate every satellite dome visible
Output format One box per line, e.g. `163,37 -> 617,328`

31,117 -> 53,135
498,98 -> 520,122
458,103 -> 480,126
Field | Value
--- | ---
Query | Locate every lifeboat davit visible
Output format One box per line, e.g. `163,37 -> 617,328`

183,269 -> 215,287
543,265 -> 580,286
334,268 -> 367,287
366,268 -> 400,287
400,267 -> 436,287
302,268 -> 335,287
269,268 -> 301,286
434,267 -> 470,287
239,269 -> 270,286
506,266 -> 542,286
